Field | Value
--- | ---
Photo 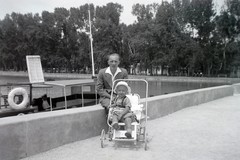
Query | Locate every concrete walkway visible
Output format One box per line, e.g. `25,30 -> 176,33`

22,95 -> 240,160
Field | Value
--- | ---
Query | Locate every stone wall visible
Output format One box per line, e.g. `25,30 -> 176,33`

0,106 -> 108,160
143,85 -> 233,120
0,85 -> 234,160
232,83 -> 240,94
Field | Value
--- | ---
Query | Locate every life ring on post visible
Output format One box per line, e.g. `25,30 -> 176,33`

8,87 -> 29,110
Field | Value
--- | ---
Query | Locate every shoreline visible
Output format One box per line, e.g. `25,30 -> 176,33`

0,71 -> 240,84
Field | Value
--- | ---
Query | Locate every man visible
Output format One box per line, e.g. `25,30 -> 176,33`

96,53 -> 128,114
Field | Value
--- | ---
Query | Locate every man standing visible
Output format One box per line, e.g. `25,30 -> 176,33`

96,53 -> 128,114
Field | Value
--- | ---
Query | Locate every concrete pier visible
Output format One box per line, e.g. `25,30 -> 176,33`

0,84 -> 239,160
22,94 -> 240,160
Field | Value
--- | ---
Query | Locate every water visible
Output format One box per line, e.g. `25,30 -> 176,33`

0,75 -> 230,99
127,80 -> 230,98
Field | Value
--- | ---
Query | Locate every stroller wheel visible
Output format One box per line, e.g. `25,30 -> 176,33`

100,129 -> 105,148
144,138 -> 148,151
108,130 -> 113,141
144,131 -> 148,150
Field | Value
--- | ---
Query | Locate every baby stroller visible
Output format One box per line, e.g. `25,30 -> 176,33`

100,79 -> 148,150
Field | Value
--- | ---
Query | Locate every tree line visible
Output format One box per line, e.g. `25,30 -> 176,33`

0,0 -> 239,77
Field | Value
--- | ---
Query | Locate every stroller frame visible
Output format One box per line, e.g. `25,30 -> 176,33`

100,79 -> 148,150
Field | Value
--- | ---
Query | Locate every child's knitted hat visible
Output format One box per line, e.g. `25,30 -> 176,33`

114,81 -> 131,94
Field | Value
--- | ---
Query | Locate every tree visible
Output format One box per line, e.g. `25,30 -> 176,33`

93,3 -> 124,69
153,1 -> 186,75
0,13 -> 21,70
40,11 -> 61,72
69,6 -> 89,73
129,3 -> 159,75
215,0 -> 240,75
0,1 -> 238,77
185,0 -> 216,76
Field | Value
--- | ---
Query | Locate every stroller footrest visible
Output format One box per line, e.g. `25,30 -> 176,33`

118,122 -> 139,126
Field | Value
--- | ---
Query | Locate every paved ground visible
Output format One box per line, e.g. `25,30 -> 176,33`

22,94 -> 240,160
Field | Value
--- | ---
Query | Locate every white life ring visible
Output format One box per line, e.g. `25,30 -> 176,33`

8,87 -> 29,110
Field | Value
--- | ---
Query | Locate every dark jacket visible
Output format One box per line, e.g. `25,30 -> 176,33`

97,67 -> 128,99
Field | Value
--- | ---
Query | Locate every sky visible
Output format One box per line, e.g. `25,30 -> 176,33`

0,0 -> 225,25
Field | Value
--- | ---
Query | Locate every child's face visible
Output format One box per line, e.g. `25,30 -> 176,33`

116,85 -> 128,97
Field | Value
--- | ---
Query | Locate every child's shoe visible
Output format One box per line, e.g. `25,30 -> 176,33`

112,122 -> 120,130
125,132 -> 132,139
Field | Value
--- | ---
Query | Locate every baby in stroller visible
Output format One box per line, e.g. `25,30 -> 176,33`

110,81 -> 134,139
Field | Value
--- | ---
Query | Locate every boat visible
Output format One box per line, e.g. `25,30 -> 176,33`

0,5 -> 99,118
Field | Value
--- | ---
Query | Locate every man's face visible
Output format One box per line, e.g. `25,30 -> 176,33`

108,55 -> 120,68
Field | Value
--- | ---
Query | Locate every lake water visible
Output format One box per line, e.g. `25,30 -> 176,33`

0,75 -> 230,99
